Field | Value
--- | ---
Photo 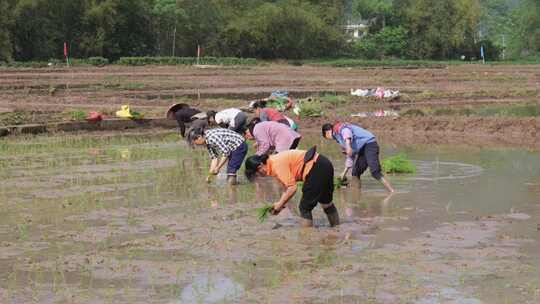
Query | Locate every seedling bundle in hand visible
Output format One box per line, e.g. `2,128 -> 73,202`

382,153 -> 416,174
334,177 -> 348,189
256,205 -> 274,223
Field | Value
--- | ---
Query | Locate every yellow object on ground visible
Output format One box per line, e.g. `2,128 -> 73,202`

116,105 -> 144,119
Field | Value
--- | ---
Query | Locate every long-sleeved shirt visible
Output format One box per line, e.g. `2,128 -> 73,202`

215,108 -> 242,128
204,128 -> 245,159
253,121 -> 301,156
174,107 -> 201,136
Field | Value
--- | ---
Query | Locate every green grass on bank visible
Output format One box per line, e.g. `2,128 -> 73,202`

401,103 -> 540,118
2,57 -> 539,69
0,56 -> 257,68
303,58 -> 540,68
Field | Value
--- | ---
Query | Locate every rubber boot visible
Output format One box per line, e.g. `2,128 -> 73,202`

323,204 -> 340,227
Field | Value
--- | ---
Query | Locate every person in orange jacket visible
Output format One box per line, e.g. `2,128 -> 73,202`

245,148 -> 340,228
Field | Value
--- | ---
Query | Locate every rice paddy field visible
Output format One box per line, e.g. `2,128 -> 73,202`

0,130 -> 539,303
0,62 -> 539,303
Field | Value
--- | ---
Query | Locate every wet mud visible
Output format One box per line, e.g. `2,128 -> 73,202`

0,132 -> 539,303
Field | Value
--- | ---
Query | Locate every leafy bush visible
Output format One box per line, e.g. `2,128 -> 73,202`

0,57 -> 109,68
353,26 -> 408,59
382,153 -> 416,174
116,56 -> 257,66
72,57 -> 109,66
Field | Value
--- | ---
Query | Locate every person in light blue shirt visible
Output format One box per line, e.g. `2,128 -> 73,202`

322,122 -> 394,193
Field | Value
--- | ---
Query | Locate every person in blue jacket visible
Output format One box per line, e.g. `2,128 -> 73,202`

322,122 -> 394,193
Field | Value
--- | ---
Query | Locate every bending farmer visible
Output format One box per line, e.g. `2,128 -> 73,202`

245,148 -> 340,228
252,101 -> 292,128
322,122 -> 394,193
245,120 -> 301,156
166,103 -> 205,137
207,108 -> 248,134
187,128 -> 248,185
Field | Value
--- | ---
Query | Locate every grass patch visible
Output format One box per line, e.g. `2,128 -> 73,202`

69,110 -> 87,121
319,94 -> 347,107
382,153 -> 416,174
304,59 -> 454,69
302,58 -> 540,68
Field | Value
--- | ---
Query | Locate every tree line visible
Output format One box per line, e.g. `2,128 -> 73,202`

0,0 -> 538,62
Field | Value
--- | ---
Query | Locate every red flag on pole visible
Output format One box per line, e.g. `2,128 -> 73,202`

64,42 -> 68,58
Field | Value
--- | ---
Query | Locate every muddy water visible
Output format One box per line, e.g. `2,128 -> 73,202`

0,132 -> 539,303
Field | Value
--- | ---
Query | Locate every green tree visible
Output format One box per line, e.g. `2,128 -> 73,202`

510,0 -> 540,57
354,0 -> 394,29
0,0 -> 14,61
80,0 -> 154,60
174,0 -> 224,56
397,0 -> 481,59
219,1 -> 345,59
12,0 -> 59,60
152,0 -> 185,56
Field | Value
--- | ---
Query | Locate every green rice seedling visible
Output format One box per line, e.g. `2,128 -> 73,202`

256,205 -> 274,223
70,110 -> 87,121
334,177 -> 348,189
297,100 -> 323,118
382,153 -> 416,174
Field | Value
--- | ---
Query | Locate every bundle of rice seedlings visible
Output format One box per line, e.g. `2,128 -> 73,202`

256,205 -> 274,223
334,177 -> 349,189
382,153 -> 416,174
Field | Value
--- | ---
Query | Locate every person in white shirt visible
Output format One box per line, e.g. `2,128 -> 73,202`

207,108 -> 248,134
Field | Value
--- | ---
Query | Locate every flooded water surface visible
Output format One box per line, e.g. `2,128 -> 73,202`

0,132 -> 539,303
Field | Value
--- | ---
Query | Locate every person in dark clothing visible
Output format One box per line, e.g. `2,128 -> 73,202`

166,103 -> 203,137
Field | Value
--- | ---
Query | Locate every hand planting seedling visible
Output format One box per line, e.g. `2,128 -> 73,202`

334,177 -> 349,189
256,205 -> 275,223
382,153 -> 416,174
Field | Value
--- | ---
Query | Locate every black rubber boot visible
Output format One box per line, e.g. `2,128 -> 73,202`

323,204 -> 340,227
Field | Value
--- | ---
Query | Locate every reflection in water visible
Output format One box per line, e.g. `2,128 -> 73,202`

118,148 -> 131,160
178,273 -> 244,304
206,182 -> 239,208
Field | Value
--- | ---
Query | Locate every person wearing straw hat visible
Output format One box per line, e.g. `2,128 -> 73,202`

166,103 -> 206,137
